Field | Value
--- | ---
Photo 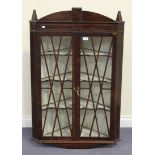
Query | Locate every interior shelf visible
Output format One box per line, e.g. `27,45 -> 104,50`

42,98 -> 110,111
80,48 -> 112,57
41,72 -> 72,82
41,48 -> 71,56
41,72 -> 111,82
80,98 -> 110,111
80,126 -> 109,137
41,49 -> 112,56
44,126 -> 71,137
42,98 -> 72,110
80,72 -> 111,82
44,125 -> 108,137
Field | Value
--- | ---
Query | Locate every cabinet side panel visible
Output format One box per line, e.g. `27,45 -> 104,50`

111,25 -> 124,141
30,25 -> 36,138
110,25 -> 124,141
30,22 -> 42,138
114,31 -> 124,140
110,36 -> 116,139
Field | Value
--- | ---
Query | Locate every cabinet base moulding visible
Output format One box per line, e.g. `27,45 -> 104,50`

32,137 -> 117,149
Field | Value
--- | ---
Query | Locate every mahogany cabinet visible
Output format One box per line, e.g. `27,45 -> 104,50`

30,8 -> 124,148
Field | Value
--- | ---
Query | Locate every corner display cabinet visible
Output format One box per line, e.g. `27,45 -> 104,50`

30,8 -> 124,148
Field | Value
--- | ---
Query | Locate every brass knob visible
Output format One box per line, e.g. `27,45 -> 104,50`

73,87 -> 79,96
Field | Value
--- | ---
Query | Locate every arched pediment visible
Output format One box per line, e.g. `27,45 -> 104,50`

37,9 -> 115,22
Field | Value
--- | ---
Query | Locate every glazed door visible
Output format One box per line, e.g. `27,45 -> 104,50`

78,34 -> 113,138
40,33 -> 113,139
40,35 -> 74,137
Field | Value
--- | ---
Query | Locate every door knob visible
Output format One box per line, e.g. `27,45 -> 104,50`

73,87 -> 79,96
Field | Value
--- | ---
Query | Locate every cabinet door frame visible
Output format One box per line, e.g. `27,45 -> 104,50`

75,32 -> 116,140
32,32 -> 77,140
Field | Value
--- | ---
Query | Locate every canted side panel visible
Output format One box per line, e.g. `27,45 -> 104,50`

113,32 -> 124,140
30,30 -> 36,138
110,31 -> 124,141
30,28 -> 42,138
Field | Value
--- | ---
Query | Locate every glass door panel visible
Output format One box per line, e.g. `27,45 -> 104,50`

41,36 -> 72,137
80,36 -> 113,137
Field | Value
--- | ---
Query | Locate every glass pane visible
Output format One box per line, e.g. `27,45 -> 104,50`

41,36 -> 72,137
80,36 -> 112,137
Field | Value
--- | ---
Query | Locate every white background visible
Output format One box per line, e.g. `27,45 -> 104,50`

22,0 -> 132,124
0,0 -> 155,155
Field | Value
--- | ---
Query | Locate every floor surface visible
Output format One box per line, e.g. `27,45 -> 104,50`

22,128 -> 132,155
